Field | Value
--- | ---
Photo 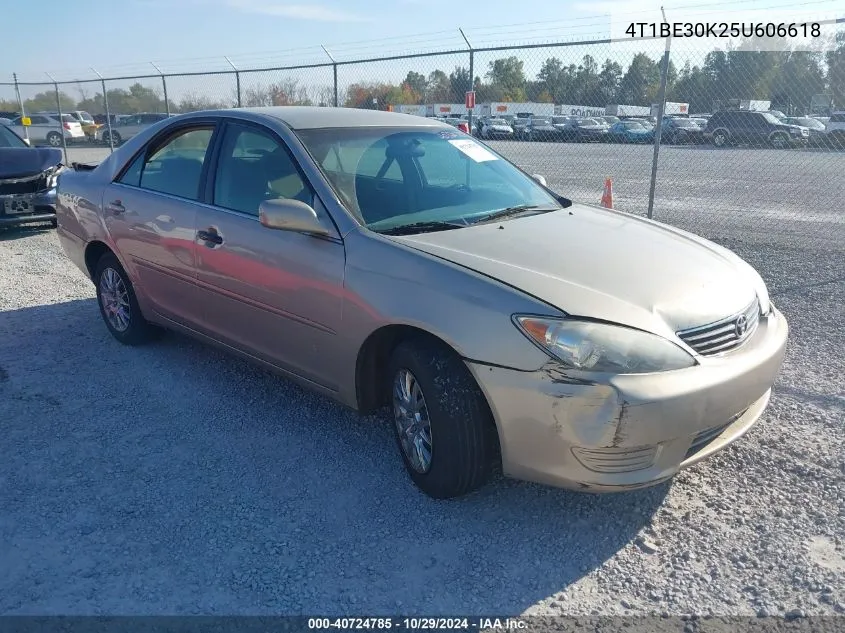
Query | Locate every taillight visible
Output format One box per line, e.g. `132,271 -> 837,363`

63,122 -> 71,130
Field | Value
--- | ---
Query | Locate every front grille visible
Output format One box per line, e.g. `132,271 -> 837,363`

677,298 -> 760,356
571,445 -> 658,473
0,172 -> 51,196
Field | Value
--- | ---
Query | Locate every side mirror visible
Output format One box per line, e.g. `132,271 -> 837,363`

259,198 -> 330,236
532,174 -> 548,187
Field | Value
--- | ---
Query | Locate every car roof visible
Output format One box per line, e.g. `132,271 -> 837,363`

236,106 -> 445,130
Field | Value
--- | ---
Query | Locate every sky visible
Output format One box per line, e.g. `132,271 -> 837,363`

1,0 -> 842,103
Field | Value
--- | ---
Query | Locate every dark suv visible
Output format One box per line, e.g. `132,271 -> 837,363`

704,110 -> 809,149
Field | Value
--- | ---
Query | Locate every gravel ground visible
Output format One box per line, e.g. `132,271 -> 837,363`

1,141 -> 843,617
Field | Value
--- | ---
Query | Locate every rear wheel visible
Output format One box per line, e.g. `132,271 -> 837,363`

387,339 -> 497,499
712,129 -> 729,147
94,253 -> 160,345
104,130 -> 122,145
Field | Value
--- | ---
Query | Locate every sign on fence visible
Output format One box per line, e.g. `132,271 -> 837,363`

465,91 -> 476,110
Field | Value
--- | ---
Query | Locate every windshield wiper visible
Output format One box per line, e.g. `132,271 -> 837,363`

470,204 -> 557,225
374,220 -> 468,236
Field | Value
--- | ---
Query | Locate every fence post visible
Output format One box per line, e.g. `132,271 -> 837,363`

151,62 -> 170,115
225,57 -> 241,107
647,7 -> 672,220
322,46 -> 338,107
92,68 -> 114,153
12,72 -> 30,144
459,29 -> 474,134
46,73 -> 69,165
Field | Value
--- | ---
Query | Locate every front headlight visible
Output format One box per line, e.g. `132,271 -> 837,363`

514,316 -> 696,374
46,166 -> 64,189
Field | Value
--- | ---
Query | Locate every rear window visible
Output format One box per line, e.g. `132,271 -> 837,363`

61,115 -> 75,123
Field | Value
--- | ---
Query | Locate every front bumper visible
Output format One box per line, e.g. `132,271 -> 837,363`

0,187 -> 58,227
466,306 -> 788,492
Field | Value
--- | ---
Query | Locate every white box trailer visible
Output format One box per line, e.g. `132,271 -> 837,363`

392,104 -> 426,117
425,103 -> 467,117
554,104 -> 606,118
651,101 -> 689,117
478,102 -> 555,118
606,104 -> 651,117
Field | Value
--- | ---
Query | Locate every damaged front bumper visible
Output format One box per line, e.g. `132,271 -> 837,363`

466,306 -> 788,492
0,187 -> 58,227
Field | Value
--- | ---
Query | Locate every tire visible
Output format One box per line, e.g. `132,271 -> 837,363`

387,338 -> 497,499
769,133 -> 789,149
50,218 -> 58,229
712,129 -> 729,147
94,252 -> 160,346
46,132 -> 62,147
104,130 -> 121,145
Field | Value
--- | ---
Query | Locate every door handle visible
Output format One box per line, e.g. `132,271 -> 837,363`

197,228 -> 223,245
106,199 -> 125,214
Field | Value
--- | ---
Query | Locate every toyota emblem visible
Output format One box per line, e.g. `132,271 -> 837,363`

735,314 -> 748,338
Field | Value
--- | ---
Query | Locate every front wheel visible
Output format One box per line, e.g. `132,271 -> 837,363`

712,129 -> 729,147
387,339 -> 497,499
46,132 -> 62,147
94,253 -> 160,345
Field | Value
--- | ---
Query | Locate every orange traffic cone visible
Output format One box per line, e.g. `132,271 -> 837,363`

601,177 -> 614,208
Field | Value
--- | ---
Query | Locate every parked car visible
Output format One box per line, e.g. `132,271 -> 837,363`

783,116 -> 828,147
0,123 -> 63,228
478,117 -> 514,140
661,117 -> 706,144
518,117 -> 558,141
704,110 -> 809,148
560,118 -> 609,143
821,111 -> 845,149
56,106 -> 787,499
607,120 -> 655,144
39,110 -> 101,142
0,110 -> 21,121
7,113 -> 86,147
599,115 -> 620,126
101,112 -> 171,145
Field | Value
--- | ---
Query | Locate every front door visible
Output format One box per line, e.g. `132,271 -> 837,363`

193,121 -> 345,390
103,124 -> 216,326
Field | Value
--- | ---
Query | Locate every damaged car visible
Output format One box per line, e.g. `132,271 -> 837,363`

0,124 -> 63,228
56,107 -> 788,500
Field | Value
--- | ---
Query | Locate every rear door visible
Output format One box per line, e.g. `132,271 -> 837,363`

192,120 -> 345,389
102,121 -> 218,326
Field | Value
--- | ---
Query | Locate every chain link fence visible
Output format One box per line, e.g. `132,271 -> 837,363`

2,24 -> 844,252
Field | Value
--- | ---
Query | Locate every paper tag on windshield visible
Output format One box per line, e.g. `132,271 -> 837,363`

448,139 -> 498,163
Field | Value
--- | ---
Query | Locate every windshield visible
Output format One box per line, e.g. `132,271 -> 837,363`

489,119 -> 508,125
78,111 -> 94,122
671,118 -> 698,127
579,119 -> 600,126
623,122 -> 645,129
551,117 -> 568,124
0,124 -> 28,148
760,112 -> 781,124
296,126 -> 562,231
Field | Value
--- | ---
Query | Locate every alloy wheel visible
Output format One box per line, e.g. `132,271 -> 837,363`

99,267 -> 131,332
392,368 -> 433,474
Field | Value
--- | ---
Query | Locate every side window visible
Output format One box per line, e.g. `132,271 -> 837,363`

31,116 -> 48,125
131,127 -> 214,200
118,152 -> 145,187
213,124 -> 313,216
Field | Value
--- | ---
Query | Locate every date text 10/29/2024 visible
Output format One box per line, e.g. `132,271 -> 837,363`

625,22 -> 822,38
308,618 -> 527,630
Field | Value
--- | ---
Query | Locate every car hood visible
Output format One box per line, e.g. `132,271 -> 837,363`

0,147 -> 63,179
388,204 -> 758,338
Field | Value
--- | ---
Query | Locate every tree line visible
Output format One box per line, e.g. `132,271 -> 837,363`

3,36 -> 843,117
